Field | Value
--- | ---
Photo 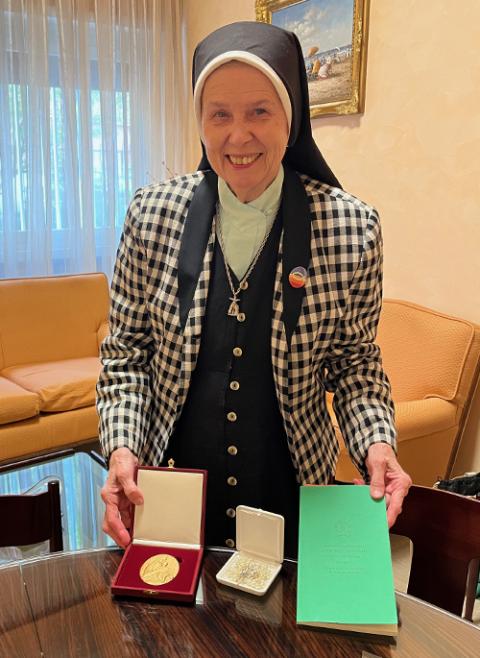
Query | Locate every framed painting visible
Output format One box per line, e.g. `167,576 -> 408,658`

255,0 -> 370,117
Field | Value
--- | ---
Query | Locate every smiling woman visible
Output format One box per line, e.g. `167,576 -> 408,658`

200,62 -> 289,202
97,21 -> 411,559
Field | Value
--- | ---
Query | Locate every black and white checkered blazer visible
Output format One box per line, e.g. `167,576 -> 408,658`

97,166 -> 396,484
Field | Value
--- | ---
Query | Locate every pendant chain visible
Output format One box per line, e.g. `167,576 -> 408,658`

215,208 -> 275,317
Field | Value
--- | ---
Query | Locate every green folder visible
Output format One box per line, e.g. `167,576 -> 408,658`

296,485 -> 398,635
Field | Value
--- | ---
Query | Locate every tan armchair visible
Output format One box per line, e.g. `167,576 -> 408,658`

333,299 -> 480,486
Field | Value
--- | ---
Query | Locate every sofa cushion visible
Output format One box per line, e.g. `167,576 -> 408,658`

2,357 -> 101,412
0,376 -> 39,425
0,406 -> 99,463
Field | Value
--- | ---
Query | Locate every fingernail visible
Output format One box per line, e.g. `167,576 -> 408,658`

372,488 -> 383,498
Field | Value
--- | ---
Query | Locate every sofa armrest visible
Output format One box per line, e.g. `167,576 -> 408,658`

97,321 -> 109,351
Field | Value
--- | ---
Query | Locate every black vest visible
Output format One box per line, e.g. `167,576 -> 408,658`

168,212 -> 299,558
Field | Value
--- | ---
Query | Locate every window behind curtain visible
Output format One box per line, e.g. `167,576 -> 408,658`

0,0 -> 188,278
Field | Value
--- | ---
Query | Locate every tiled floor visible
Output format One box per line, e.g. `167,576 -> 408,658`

390,534 -> 480,625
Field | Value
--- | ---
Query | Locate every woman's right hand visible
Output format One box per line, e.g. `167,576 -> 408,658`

101,447 -> 144,547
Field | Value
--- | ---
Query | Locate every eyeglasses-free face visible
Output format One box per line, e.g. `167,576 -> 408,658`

200,62 -> 289,203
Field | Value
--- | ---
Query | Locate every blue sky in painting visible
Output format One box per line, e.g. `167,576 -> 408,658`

272,0 -> 354,55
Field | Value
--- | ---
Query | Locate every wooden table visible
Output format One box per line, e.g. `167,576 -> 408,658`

1,548 -> 479,658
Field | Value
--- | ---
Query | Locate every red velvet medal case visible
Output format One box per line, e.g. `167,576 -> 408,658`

111,465 -> 207,602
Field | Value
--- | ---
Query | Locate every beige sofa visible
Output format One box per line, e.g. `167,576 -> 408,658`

0,273 -> 109,464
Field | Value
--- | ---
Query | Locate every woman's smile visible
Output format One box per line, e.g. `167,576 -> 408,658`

201,62 -> 289,203
226,153 -> 262,167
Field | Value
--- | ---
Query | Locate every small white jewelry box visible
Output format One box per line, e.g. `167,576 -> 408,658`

216,505 -> 284,596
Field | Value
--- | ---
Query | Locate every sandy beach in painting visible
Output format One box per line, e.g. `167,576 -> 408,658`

308,58 -> 352,106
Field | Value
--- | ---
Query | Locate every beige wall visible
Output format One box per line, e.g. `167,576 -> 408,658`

184,0 -> 480,474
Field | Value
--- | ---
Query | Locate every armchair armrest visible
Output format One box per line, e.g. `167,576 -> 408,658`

394,398 -> 457,443
331,395 -> 459,485
328,395 -> 457,446
96,321 -> 109,351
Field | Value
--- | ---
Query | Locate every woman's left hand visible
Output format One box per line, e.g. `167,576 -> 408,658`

355,443 -> 412,528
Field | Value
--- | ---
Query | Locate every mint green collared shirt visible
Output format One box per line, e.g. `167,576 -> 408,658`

217,166 -> 284,279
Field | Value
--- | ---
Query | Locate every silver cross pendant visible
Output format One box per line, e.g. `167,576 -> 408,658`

228,297 -> 240,317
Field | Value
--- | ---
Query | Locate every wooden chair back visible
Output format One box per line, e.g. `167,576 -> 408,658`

391,484 -> 480,617
0,480 -> 63,553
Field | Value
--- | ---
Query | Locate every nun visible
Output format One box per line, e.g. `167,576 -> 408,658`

97,21 -> 411,558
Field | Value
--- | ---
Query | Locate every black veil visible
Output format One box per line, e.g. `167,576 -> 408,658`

192,21 -> 341,189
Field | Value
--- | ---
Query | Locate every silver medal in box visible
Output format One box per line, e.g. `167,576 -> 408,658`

216,506 -> 284,596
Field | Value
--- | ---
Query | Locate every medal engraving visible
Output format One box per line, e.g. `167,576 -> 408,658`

139,554 -> 180,586
222,553 -> 277,591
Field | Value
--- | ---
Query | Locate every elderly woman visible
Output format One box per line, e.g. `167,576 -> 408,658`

97,22 -> 411,558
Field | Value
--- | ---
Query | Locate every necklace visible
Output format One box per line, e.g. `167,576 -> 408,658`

216,208 -> 276,317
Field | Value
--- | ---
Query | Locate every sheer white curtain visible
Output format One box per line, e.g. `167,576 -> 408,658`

0,0 -> 189,277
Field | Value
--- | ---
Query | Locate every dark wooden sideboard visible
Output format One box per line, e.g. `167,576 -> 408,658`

1,548 -> 479,658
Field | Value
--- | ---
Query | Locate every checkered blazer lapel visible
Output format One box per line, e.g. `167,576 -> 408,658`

178,170 -> 218,330
280,166 -> 312,344
176,171 -> 217,410
271,168 -> 311,445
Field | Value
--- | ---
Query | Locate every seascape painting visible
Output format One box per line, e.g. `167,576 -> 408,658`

256,0 -> 369,117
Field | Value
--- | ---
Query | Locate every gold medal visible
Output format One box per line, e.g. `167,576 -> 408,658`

139,554 -> 180,586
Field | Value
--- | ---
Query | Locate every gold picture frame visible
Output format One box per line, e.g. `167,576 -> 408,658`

255,0 -> 370,117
